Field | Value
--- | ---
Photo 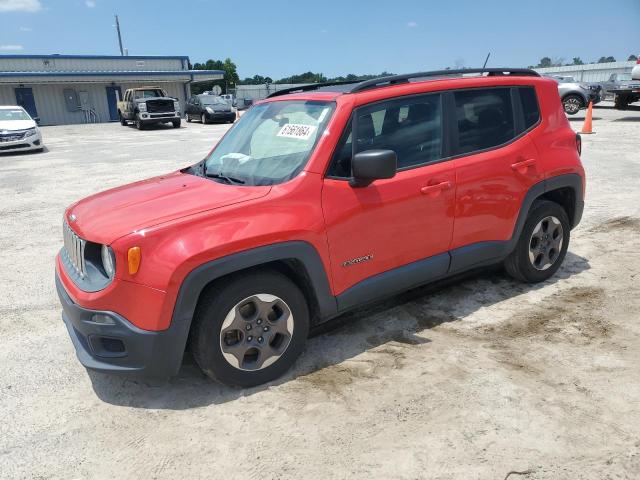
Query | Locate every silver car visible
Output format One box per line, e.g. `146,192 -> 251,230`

545,75 -> 602,115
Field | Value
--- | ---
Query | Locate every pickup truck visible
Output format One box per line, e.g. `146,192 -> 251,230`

608,59 -> 640,110
117,87 -> 181,129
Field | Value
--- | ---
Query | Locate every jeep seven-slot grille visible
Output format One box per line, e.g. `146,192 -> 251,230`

146,99 -> 174,113
63,221 -> 86,277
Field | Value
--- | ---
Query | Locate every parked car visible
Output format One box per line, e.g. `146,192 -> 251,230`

117,86 -> 181,130
606,59 -> 640,109
0,105 -> 43,154
545,75 -> 601,115
185,95 -> 236,124
220,93 -> 237,107
56,68 -> 585,387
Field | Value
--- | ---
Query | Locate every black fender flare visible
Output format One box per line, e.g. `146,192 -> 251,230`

165,241 -> 337,373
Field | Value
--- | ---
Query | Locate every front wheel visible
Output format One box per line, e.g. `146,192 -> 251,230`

172,119 -> 181,128
190,270 -> 310,387
504,200 -> 570,283
562,94 -> 583,115
135,115 -> 145,130
201,113 -> 209,124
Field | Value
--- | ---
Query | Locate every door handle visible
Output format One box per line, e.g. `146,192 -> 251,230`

511,158 -> 537,171
420,181 -> 452,195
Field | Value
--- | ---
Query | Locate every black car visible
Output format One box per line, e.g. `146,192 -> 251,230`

185,95 -> 236,124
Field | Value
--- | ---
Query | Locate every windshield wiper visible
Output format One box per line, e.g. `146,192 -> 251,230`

205,171 -> 246,185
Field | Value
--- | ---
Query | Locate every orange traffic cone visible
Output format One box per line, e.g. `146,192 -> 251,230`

581,101 -> 594,134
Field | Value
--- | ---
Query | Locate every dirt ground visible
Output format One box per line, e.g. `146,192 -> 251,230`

1,104 -> 639,479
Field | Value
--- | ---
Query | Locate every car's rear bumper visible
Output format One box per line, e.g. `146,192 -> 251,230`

56,272 -> 186,381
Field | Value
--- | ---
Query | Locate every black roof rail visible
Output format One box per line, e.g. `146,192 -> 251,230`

265,68 -> 540,98
349,68 -> 540,93
266,80 -> 361,98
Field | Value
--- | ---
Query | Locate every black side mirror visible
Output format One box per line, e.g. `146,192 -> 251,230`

33,117 -> 40,124
350,149 -> 397,187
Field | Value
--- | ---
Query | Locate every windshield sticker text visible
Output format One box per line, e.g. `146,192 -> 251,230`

277,124 -> 317,140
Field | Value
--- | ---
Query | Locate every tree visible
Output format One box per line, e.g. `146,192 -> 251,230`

572,57 -> 584,65
537,57 -> 552,68
191,57 -> 239,94
597,56 -> 616,63
628,54 -> 638,62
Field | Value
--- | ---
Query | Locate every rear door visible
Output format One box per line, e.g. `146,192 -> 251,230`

322,92 -> 456,297
449,86 -> 543,270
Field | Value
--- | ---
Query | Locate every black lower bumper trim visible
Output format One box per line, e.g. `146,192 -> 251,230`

56,273 -> 188,381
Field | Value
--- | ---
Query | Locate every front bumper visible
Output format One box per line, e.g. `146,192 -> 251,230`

56,272 -> 186,381
0,131 -> 42,153
139,111 -> 181,122
205,111 -> 236,122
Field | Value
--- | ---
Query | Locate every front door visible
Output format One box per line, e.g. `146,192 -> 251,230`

15,87 -> 38,119
322,92 -> 456,299
105,86 -> 122,121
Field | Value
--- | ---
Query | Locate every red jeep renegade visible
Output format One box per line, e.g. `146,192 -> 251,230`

56,68 -> 585,387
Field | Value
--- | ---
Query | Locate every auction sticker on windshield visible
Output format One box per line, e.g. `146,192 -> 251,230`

277,124 -> 317,140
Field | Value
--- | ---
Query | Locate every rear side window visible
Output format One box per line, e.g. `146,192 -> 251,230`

454,88 -> 515,154
519,86 -> 540,130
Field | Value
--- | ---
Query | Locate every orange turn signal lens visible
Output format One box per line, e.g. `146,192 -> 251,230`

127,247 -> 141,275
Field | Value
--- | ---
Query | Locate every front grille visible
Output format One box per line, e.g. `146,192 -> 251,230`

63,221 -> 87,278
146,99 -> 174,113
0,130 -> 26,142
0,143 -> 29,150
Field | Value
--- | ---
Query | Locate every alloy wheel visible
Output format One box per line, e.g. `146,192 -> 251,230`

564,97 -> 581,114
528,216 -> 564,271
219,294 -> 294,371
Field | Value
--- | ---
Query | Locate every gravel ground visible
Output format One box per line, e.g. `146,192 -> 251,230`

1,104 -> 639,479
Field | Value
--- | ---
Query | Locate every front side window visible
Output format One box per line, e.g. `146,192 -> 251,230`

328,93 -> 443,177
454,87 -> 515,154
204,100 -> 335,186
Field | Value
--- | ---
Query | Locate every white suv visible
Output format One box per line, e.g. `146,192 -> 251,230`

0,106 -> 43,154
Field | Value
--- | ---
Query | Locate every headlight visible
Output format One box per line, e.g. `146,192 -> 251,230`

24,127 -> 37,137
206,107 -> 214,114
173,101 -> 180,111
138,103 -> 147,112
101,245 -> 116,278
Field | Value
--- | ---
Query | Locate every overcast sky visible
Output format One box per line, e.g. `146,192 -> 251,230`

1,0 -> 639,78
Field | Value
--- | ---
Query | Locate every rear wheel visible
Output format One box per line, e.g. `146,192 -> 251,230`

186,113 -> 192,122
504,200 -> 570,283
562,94 -> 583,115
190,270 -> 310,387
119,113 -> 127,126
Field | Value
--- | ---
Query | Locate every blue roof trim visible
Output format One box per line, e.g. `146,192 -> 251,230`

0,54 -> 190,61
0,70 -> 224,78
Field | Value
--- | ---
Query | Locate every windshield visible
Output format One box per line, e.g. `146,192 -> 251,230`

0,109 -> 31,121
617,74 -> 632,81
134,90 -> 164,99
203,100 -> 335,186
200,96 -> 228,106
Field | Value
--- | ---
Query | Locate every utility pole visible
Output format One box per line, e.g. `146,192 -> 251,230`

115,14 -> 124,56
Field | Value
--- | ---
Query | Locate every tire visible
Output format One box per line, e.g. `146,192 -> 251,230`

119,113 -> 127,126
562,94 -> 583,115
135,115 -> 145,130
172,119 -> 181,128
186,114 -> 192,123
614,94 -> 629,110
190,270 -> 310,387
504,200 -> 570,283
201,113 -> 209,124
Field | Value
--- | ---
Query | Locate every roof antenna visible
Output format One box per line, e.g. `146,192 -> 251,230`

482,52 -> 491,73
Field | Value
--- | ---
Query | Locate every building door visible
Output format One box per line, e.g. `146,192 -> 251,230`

105,86 -> 122,121
15,88 -> 38,119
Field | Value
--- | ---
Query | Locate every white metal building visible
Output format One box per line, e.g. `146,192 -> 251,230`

534,61 -> 636,82
0,54 -> 223,125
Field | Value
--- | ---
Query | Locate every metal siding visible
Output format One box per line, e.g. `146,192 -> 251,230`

0,56 -> 184,72
535,61 -> 636,82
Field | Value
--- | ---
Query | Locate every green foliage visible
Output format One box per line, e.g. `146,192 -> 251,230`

191,57 -> 239,94
628,54 -> 638,62
597,56 -> 616,63
572,57 -> 584,65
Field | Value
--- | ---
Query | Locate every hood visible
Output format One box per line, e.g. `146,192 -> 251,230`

205,104 -> 232,112
66,171 -> 270,245
135,97 -> 176,102
0,119 -> 36,131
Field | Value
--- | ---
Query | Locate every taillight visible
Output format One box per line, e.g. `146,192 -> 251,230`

575,133 -> 582,156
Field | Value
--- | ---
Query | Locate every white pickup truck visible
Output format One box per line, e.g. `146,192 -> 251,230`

117,87 -> 181,130
609,59 -> 640,110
